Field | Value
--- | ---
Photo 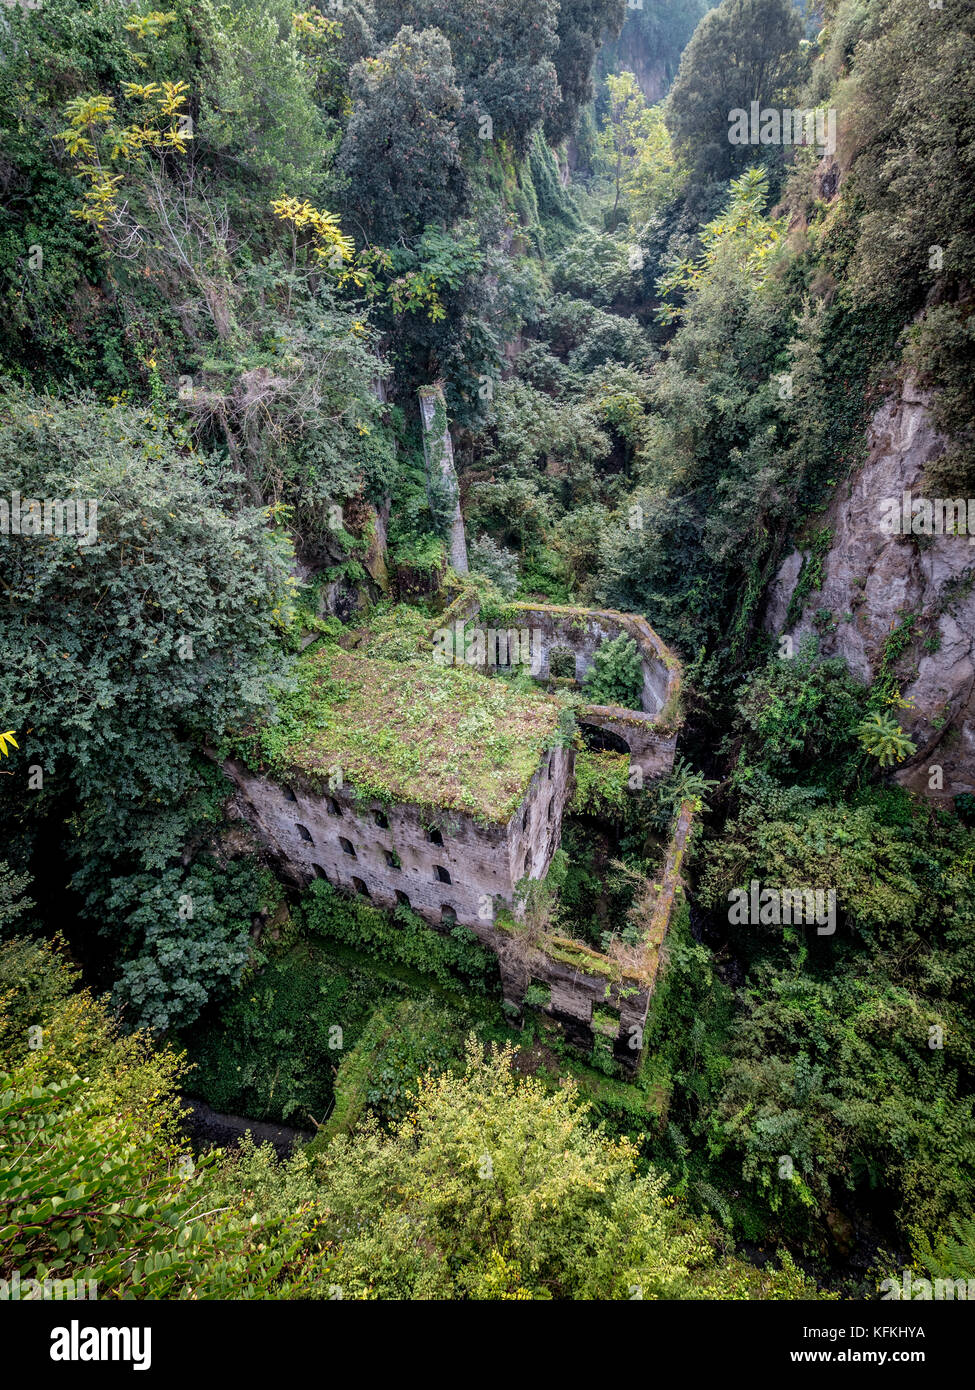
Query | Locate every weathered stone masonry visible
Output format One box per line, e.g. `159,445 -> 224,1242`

225,741 -> 574,930
224,599 -> 688,1074
506,603 -> 682,779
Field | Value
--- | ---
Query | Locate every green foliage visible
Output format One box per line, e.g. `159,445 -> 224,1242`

0,863 -> 34,937
730,640 -> 872,791
361,998 -> 467,1125
0,392 -> 294,859
595,71 -> 656,223
195,0 -> 332,192
582,632 -> 643,707
915,1213 -> 975,1284
856,711 -> 917,769
374,0 -> 563,155
469,532 -> 520,597
545,0 -> 626,144
651,757 -> 715,829
522,983 -> 552,1008
311,1037 -> 824,1298
299,880 -> 497,994
665,0 -> 805,183
339,27 -> 467,244
844,0 -> 975,494
0,937 -> 330,1298
569,750 -> 631,819
108,857 -> 279,1034
624,102 -> 685,222
183,926 -> 400,1126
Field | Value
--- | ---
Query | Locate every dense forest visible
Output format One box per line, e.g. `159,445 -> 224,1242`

1,0 -> 974,1316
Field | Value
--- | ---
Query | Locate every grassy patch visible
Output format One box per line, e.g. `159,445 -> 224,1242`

243,644 -> 562,821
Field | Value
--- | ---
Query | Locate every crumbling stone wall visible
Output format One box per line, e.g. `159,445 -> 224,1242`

419,384 -> 468,574
506,604 -> 680,715
223,744 -> 573,933
503,604 -> 682,780
494,800 -> 695,1074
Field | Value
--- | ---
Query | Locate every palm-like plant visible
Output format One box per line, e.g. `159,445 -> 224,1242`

856,711 -> 917,767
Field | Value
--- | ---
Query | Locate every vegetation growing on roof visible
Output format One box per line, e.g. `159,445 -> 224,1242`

236,645 -> 562,821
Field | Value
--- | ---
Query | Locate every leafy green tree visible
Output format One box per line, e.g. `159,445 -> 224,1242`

0,390 -> 293,867
545,0 -> 626,144
0,938 -> 331,1298
108,859 -> 279,1034
730,640 -> 871,788
312,1038 -> 822,1298
374,0 -> 561,154
624,101 -> 684,221
339,26 -> 467,243
666,0 -> 804,182
195,0 -> 332,192
595,72 -> 655,223
469,533 -> 520,597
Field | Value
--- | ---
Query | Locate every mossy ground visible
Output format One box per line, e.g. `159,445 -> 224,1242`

263,644 -> 562,821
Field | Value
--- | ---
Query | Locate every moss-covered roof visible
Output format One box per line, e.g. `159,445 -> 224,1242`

267,646 -> 562,822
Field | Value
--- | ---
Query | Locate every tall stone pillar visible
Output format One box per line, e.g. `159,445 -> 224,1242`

418,384 -> 468,574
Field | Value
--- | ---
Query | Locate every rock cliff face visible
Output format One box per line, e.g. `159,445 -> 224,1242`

763,375 -> 975,800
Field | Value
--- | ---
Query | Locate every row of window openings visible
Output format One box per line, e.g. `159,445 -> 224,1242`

298,823 -> 451,883
312,865 -> 456,922
293,810 -> 442,845
296,763 -> 555,876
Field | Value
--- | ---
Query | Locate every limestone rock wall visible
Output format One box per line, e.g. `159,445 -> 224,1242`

763,376 -> 975,799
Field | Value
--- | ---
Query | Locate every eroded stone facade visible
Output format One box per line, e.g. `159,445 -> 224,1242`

224,599 -> 687,1075
224,743 -> 574,931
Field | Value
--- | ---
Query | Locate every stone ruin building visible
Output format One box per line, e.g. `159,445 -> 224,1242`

224,595 -> 691,1074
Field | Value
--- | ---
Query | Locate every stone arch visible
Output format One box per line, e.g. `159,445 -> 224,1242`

579,722 -> 630,756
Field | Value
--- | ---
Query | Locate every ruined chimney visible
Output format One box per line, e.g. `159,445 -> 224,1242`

418,383 -> 468,575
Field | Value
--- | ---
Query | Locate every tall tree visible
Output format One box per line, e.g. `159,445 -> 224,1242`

666,0 -> 805,182
338,26 -> 467,243
545,0 -> 627,145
